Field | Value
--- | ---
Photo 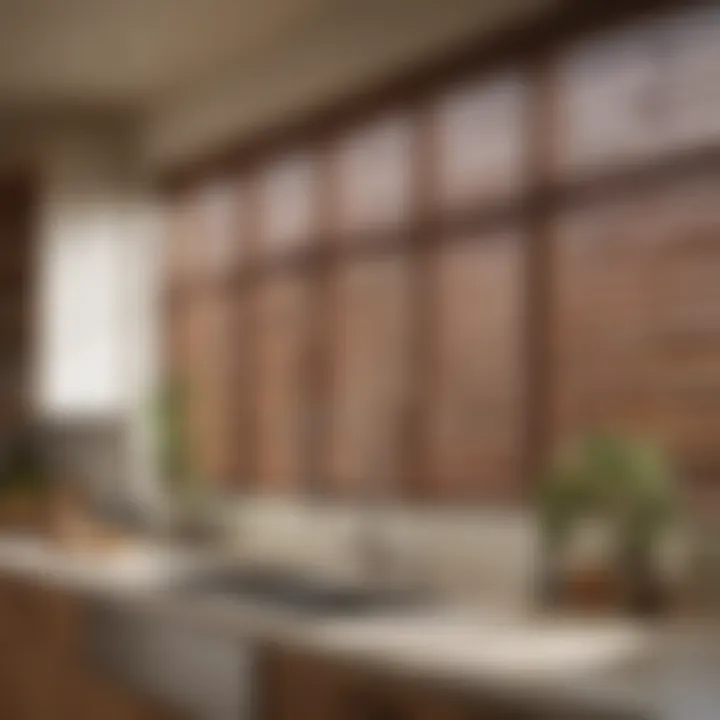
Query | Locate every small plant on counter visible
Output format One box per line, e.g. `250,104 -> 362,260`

154,378 -> 196,499
153,378 -> 221,540
538,433 -> 677,615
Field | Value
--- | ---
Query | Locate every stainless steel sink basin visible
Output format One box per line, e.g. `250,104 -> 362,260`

178,567 -> 425,615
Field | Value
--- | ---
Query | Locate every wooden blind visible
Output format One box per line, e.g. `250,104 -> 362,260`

427,232 -> 523,501
256,274 -> 310,493
328,254 -> 411,497
551,177 -> 720,478
163,4 -> 720,503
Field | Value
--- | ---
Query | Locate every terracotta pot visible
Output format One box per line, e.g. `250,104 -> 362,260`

558,562 -> 624,614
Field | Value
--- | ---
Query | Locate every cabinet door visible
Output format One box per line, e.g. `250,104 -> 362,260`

260,648 -> 511,720
0,578 -> 27,717
551,178 -> 720,479
261,649 -> 352,720
72,675 -> 189,720
346,681 -> 474,720
0,580 -> 74,719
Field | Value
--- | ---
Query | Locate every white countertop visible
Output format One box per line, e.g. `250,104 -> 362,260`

0,534 -> 226,594
0,534 -> 717,720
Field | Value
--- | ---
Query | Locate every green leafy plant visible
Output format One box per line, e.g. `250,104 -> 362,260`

154,378 -> 195,498
538,433 -> 676,557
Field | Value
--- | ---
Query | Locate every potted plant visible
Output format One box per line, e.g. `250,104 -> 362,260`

538,433 -> 676,616
155,378 -> 195,500
153,378 -> 218,540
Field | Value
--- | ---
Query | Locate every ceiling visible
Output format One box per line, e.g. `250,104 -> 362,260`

0,0 -> 331,109
0,0 -> 558,168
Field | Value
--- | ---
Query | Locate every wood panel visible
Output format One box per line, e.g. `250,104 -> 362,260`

261,649 -> 351,720
0,179 -> 32,434
260,647 -> 513,720
256,274 -> 310,493
551,177 -> 720,480
427,231 -> 523,501
0,577 -> 187,720
328,254 -> 411,497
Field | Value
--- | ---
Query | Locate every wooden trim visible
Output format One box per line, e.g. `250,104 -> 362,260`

522,50 -> 558,493
302,140 -> 340,496
165,140 -> 720,303
234,176 -> 262,489
400,99 -> 439,501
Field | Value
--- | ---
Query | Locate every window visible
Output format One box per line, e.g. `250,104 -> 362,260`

335,115 -> 413,238
259,153 -> 318,254
164,4 -> 720,502
436,73 -> 526,209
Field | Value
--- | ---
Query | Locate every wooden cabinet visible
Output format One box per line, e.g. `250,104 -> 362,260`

259,648 -> 520,720
0,179 -> 32,435
0,576 -> 186,720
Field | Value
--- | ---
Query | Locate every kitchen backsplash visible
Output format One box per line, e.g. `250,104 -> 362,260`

218,498 -> 538,613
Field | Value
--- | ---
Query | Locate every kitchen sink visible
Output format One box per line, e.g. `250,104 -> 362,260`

177,567 -> 425,615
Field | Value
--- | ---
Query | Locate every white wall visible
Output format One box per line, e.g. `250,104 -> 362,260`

0,118 -> 164,509
37,135 -> 129,416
